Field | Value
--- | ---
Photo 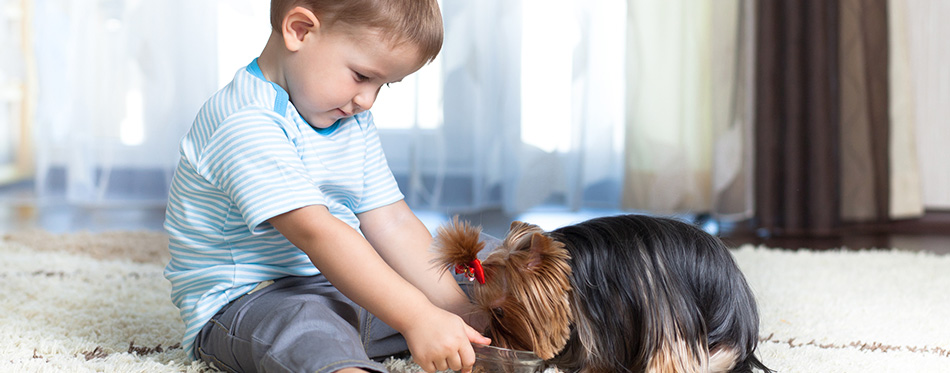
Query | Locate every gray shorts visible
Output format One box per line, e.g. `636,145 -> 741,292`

194,274 -> 407,373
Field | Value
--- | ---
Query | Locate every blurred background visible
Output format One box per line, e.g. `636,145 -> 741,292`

0,0 -> 948,248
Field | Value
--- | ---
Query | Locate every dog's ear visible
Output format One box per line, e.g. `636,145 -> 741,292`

526,232 -> 557,270
504,221 -> 545,251
505,230 -> 573,359
509,220 -> 537,232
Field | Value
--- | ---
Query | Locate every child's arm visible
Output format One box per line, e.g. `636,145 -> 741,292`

357,200 -> 483,326
268,204 -> 489,373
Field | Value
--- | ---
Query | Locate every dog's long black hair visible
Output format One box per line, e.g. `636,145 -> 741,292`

547,214 -> 771,373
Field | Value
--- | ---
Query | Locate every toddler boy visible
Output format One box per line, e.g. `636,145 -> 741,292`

163,1 -> 489,372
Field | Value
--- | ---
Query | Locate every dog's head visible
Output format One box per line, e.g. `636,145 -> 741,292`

433,218 -> 573,360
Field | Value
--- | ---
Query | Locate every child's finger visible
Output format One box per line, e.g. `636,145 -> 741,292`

464,323 -> 491,345
447,351 -> 464,372
458,342 -> 476,373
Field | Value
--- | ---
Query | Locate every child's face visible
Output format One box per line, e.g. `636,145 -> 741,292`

285,28 -> 423,128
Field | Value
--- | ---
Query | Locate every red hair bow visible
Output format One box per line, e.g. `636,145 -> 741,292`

455,259 -> 485,284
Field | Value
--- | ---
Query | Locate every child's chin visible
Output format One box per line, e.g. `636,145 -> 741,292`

310,118 -> 338,129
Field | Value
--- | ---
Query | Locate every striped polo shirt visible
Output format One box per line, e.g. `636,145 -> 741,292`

163,59 -> 404,357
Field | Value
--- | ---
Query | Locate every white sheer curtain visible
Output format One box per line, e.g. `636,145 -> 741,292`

29,0 -> 217,206
18,0 -> 629,214
0,0 -> 32,183
887,0 -> 924,218
897,0 -> 950,211
622,0 -> 755,219
377,0 -> 627,215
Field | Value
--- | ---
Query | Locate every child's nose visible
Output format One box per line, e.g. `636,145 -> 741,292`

353,88 -> 378,112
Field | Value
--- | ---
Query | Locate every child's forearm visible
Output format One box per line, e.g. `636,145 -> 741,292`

358,202 -> 477,320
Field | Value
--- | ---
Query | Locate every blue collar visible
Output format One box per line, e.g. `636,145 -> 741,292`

247,58 -> 340,134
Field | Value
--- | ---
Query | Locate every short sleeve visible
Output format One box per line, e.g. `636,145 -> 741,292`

354,111 -> 404,213
197,109 -> 325,233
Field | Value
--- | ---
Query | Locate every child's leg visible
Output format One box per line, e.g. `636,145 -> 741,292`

194,275 -> 406,373
361,305 -> 412,360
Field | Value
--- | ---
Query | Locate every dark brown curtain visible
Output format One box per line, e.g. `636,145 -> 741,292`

754,0 -> 889,237
755,0 -> 840,237
839,0 -> 890,223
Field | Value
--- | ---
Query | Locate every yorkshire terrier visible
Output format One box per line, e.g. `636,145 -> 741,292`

434,214 -> 771,373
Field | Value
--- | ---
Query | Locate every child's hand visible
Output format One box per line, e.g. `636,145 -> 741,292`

403,306 -> 491,373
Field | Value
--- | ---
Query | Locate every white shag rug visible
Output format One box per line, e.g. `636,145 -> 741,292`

1,230 -> 948,372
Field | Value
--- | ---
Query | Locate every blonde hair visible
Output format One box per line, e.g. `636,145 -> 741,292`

271,0 -> 443,64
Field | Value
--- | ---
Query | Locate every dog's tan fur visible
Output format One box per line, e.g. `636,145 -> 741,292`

434,219 -> 573,359
433,217 -> 485,269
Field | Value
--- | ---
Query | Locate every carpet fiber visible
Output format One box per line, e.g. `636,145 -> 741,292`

1,230 -> 948,372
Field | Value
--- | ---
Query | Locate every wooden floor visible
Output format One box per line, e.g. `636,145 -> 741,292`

2,205 -> 948,256
0,205 -> 167,234
720,212 -> 950,255
720,231 -> 950,255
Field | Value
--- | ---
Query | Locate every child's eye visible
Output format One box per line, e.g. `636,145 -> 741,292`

354,72 -> 369,82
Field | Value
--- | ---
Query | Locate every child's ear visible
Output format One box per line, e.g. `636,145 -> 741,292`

282,6 -> 320,52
